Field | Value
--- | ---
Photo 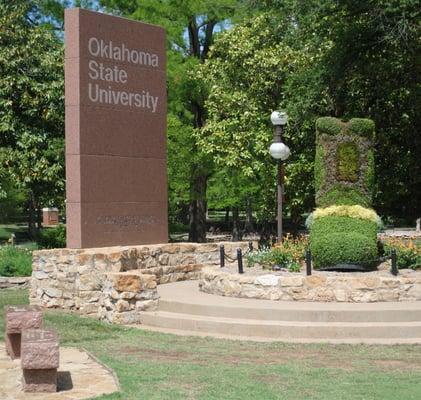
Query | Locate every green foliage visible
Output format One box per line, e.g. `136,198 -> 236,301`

36,225 -> 66,249
318,184 -> 370,207
311,215 -> 378,239
0,0 -> 65,212
336,142 -> 359,182
366,150 -> 375,195
348,118 -> 375,138
310,215 -> 378,268
0,156 -> 27,223
197,13 -> 315,223
316,1 -> 420,219
382,237 -> 421,270
314,145 -> 325,193
316,117 -> 342,136
0,246 -> 32,277
315,116 -> 374,208
247,248 -> 302,272
247,235 -> 307,272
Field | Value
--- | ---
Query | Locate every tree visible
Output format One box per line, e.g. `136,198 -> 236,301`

196,13 -> 320,236
203,0 -> 420,229
98,0 -> 246,241
317,0 -> 421,221
0,0 -> 65,236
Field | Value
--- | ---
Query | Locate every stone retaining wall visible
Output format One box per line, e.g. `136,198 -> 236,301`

0,276 -> 31,289
30,242 -> 249,324
199,267 -> 421,302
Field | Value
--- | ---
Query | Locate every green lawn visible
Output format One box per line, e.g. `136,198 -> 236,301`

2,289 -> 421,399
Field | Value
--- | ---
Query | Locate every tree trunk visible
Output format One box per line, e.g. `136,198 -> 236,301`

36,202 -> 42,230
245,199 -> 254,233
259,220 -> 271,248
232,206 -> 242,241
27,191 -> 36,239
188,173 -> 207,242
224,208 -> 230,226
186,17 -> 216,243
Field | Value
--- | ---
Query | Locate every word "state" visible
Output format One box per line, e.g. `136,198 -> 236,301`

88,60 -> 128,83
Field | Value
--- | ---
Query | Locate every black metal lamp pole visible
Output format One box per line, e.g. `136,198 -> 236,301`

269,111 -> 290,243
274,125 -> 284,243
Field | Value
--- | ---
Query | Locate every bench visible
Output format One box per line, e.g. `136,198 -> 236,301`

5,305 -> 43,359
21,329 -> 59,393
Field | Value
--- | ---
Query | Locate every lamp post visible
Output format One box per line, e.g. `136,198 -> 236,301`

269,111 -> 290,243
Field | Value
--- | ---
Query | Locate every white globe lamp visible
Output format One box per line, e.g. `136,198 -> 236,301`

269,142 -> 291,160
270,111 -> 288,126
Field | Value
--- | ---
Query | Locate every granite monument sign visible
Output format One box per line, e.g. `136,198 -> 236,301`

65,8 -> 167,248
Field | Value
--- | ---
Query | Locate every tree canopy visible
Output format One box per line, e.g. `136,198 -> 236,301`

0,0 -> 64,234
0,0 -> 419,239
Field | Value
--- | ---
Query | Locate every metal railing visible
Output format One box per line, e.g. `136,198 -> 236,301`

220,242 -> 399,277
219,241 -> 254,274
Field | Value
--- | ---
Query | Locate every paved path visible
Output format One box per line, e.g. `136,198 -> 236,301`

0,344 -> 119,399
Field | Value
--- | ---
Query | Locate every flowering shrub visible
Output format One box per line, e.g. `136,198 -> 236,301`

313,205 -> 378,223
382,237 -> 421,270
247,234 -> 308,272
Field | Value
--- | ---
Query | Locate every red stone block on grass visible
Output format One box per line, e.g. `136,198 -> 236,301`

21,329 -> 59,393
21,329 -> 59,370
4,305 -> 43,359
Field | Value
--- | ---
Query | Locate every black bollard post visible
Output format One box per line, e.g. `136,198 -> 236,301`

305,250 -> 312,276
237,248 -> 244,274
248,241 -> 253,252
391,249 -> 398,276
220,245 -> 225,268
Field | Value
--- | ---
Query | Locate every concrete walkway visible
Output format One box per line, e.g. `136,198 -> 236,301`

0,344 -> 119,400
138,281 -> 421,344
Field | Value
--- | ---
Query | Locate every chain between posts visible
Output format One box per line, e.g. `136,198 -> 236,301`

221,244 -> 399,276
219,242 -> 254,274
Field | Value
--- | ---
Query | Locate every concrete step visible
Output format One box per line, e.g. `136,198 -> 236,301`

158,298 -> 421,323
141,310 -> 421,341
137,281 -> 421,343
157,281 -> 421,323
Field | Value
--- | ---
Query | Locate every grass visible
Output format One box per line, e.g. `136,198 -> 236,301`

0,246 -> 33,276
2,289 -> 421,399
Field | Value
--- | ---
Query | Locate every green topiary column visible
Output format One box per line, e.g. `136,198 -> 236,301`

310,117 -> 379,269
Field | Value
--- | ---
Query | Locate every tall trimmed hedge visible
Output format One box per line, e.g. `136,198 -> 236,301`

314,117 -> 375,207
310,117 -> 379,268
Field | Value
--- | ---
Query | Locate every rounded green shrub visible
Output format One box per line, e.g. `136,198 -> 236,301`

348,118 -> 375,138
311,231 -> 378,268
310,215 -> 378,268
316,117 -> 343,136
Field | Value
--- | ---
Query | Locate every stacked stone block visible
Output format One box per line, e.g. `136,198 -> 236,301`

30,242 -> 252,324
5,306 -> 43,359
200,267 -> 421,302
21,329 -> 59,393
